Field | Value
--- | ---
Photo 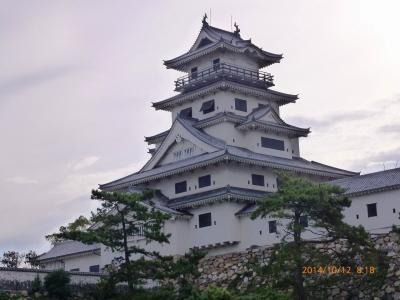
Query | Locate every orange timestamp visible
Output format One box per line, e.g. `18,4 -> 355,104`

302,266 -> 377,275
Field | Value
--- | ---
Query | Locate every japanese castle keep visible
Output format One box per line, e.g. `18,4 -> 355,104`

38,17 -> 400,271
99,17 -> 357,255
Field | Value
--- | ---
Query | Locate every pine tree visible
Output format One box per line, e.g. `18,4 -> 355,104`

47,189 -> 199,295
251,173 -> 388,299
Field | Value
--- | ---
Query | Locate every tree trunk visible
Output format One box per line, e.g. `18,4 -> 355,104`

119,208 -> 134,294
294,211 -> 307,300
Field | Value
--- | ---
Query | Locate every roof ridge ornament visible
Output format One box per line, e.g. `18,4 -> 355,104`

202,13 -> 209,26
233,22 -> 240,36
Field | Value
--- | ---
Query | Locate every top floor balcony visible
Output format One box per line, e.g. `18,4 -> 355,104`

174,63 -> 274,92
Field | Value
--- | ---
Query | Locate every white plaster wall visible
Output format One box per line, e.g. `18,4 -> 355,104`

343,189 -> 400,233
184,202 -> 243,249
203,122 -> 294,159
41,254 -> 101,273
0,269 -> 101,285
147,164 -> 278,199
180,51 -> 259,75
171,90 -> 280,121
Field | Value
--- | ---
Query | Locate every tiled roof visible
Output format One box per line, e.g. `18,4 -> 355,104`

38,241 -> 100,261
101,145 -> 356,191
330,168 -> 400,196
237,105 -> 310,137
167,186 -> 270,209
164,24 -> 282,70
152,81 -> 297,111
235,203 -> 258,216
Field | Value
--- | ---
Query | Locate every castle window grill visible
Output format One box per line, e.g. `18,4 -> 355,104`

235,98 -> 247,112
179,107 -> 192,118
175,181 -> 187,194
261,137 -> 285,151
213,58 -> 220,71
200,100 -> 215,114
251,174 -> 265,186
198,174 -> 211,188
199,212 -> 212,228
190,67 -> 198,79
269,220 -> 277,233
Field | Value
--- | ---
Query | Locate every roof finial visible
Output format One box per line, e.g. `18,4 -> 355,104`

233,22 -> 240,36
202,13 -> 208,26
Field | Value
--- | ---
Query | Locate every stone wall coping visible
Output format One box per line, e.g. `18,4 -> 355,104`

0,267 -> 104,277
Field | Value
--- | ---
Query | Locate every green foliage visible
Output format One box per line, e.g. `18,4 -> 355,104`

251,172 -> 388,299
0,292 -> 25,300
196,285 -> 233,300
29,274 -> 43,295
1,251 -> 23,268
235,287 -> 290,300
47,189 -> 172,292
25,250 -> 40,269
44,269 -> 71,300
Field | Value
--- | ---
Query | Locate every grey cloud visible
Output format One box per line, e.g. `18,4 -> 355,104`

378,124 -> 400,134
287,110 -> 376,130
0,65 -> 77,97
348,147 -> 400,172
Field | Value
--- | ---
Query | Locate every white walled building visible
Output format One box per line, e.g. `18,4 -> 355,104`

38,18 -> 400,272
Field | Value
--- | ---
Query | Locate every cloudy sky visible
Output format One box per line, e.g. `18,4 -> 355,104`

1,0 -> 399,256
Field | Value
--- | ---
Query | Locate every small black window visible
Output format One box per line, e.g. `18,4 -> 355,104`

200,100 -> 215,114
356,214 -> 359,219
175,181 -> 187,194
191,67 -> 198,79
261,137 -> 285,151
299,216 -> 308,227
235,98 -> 247,112
394,208 -> 396,213
258,103 -> 267,108
367,203 -> 377,217
213,58 -> 220,70
251,174 -> 265,186
199,213 -> 212,228
198,175 -> 211,188
70,268 -> 80,272
89,265 -> 100,273
269,220 -> 277,233
179,107 -> 192,118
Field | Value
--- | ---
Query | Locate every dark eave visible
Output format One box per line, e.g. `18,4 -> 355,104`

152,80 -> 298,111
164,40 -> 282,71
100,146 -> 357,191
167,186 -> 270,209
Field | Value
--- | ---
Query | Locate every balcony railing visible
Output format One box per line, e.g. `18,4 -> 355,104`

175,63 -> 274,92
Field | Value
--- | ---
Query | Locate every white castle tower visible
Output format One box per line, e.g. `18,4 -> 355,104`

100,16 -> 356,256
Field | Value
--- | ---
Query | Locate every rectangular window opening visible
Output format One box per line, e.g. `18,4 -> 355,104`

175,181 -> 187,194
89,265 -> 100,273
235,98 -> 247,112
198,175 -> 211,188
251,174 -> 265,186
269,220 -> 277,233
200,100 -> 215,114
213,58 -> 220,70
367,203 -> 377,218
261,137 -> 285,151
191,67 -> 198,79
179,107 -> 192,118
199,212 -> 212,228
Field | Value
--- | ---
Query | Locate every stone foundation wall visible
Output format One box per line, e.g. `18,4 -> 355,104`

196,232 -> 400,299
